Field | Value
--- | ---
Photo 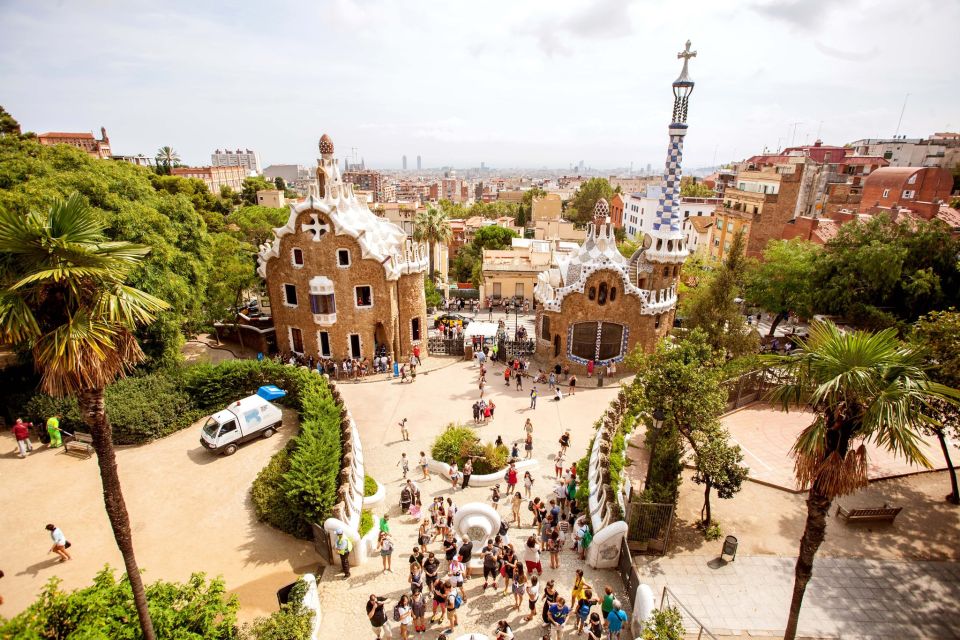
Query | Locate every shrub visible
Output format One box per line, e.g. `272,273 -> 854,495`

364,474 -> 378,497
640,605 -> 685,640
251,444 -> 304,537
431,423 -> 507,474
24,393 -> 83,434
240,578 -> 313,640
474,442 -> 509,474
642,425 -> 684,506
359,509 -> 374,537
0,566 -> 238,638
105,372 -> 201,444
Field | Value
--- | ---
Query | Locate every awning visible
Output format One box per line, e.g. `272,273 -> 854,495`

465,321 -> 499,338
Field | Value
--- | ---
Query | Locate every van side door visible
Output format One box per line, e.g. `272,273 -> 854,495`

217,419 -> 240,446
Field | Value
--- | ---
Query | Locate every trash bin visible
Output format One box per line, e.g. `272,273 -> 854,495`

464,344 -> 474,361
721,535 -> 738,562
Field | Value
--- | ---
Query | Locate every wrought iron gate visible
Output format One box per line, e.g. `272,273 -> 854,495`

624,500 -> 674,555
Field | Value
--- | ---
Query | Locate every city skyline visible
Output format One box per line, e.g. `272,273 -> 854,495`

1,0 -> 957,170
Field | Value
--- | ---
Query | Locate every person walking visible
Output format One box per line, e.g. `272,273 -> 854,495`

515,370 -> 523,391
335,528 -> 352,578
46,414 -> 63,448
511,491 -> 523,527
410,589 -> 427,634
575,588 -> 598,634
606,599 -> 628,640
458,535 -> 474,579
523,535 -> 543,575
479,378 -> 486,399
398,418 -> 410,441
504,366 -> 511,386
408,561 -> 425,595
506,463 -> 518,494
423,552 -> 440,594
524,418 -> 534,437
419,451 -> 431,480
377,531 -> 394,572
461,458 -> 473,489
586,612 -> 604,640
523,433 -> 533,460
529,387 -> 538,409
570,569 -> 590,610
600,585 -> 615,623
481,538 -> 500,591
366,594 -> 392,639
445,580 -> 460,632
12,418 -> 33,458
448,556 -> 466,602
490,484 -> 501,511
45,524 -> 71,562
523,471 -> 534,498
397,452 -> 409,479
523,574 -> 540,622
568,375 -> 577,395
412,344 -> 421,366
558,430 -> 570,456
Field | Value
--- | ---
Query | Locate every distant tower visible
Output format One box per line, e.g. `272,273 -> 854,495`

417,155 -> 422,171
403,155 -> 407,170
646,39 -> 696,265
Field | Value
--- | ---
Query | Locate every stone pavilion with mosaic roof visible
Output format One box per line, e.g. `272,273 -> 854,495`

258,134 -> 430,362
533,41 -> 698,370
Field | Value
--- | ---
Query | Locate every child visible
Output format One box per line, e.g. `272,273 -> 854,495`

420,451 -> 431,480
398,452 -> 410,479
490,484 -> 501,511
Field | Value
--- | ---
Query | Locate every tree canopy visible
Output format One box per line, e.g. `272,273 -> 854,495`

567,178 -> 616,225
744,239 -> 819,335
680,180 -> 716,198
450,225 -> 519,286
812,214 -> 960,329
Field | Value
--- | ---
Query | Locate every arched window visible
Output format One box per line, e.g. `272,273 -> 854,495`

655,314 -> 662,329
673,265 -> 679,277
588,286 -> 596,301
667,240 -> 673,251
656,239 -> 663,250
598,282 -> 608,305
663,267 -> 670,277
610,287 -> 617,301
541,315 -> 551,340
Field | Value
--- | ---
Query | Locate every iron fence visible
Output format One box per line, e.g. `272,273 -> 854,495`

624,500 -> 674,555
500,339 -> 535,357
428,337 -> 465,356
660,586 -> 719,640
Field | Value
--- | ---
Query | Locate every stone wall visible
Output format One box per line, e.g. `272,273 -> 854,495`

266,206 -> 427,362
535,269 -> 674,374
585,388 -> 631,569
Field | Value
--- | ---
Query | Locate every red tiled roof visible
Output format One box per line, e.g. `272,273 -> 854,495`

936,205 -> 960,229
38,131 -> 95,139
812,219 -> 840,243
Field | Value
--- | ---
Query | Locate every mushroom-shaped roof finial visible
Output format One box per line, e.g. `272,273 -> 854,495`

319,133 -> 335,156
594,198 -> 610,219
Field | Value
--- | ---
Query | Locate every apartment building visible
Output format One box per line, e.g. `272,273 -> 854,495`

212,148 -> 261,174
343,169 -> 384,203
170,165 -> 246,194
623,186 -> 719,240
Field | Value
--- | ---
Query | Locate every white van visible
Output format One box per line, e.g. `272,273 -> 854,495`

200,385 -> 285,455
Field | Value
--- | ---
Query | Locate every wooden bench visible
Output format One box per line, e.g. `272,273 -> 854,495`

64,432 -> 95,459
835,503 -> 901,523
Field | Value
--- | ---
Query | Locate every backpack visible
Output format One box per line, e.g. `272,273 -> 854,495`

393,604 -> 401,622
528,501 -> 535,512
454,592 -> 463,609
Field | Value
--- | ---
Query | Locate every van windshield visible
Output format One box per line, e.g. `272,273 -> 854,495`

202,418 -> 221,438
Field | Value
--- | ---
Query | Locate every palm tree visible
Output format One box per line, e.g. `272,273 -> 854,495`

155,145 -> 180,174
413,205 -> 452,282
0,194 -> 169,640
764,321 -> 959,639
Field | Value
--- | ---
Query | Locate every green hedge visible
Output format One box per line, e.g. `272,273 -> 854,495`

430,424 -> 508,474
364,475 -> 378,497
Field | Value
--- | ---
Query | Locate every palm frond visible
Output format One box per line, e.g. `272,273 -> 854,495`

94,284 -> 170,327
10,266 -> 116,289
47,193 -> 105,245
0,292 -> 42,345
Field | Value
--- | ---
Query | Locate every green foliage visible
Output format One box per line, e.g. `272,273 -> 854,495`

691,422 -> 748,526
240,603 -> 313,640
914,309 -> 960,390
451,225 -> 520,286
680,180 -> 716,198
204,232 -> 258,324
104,373 -> 201,444
567,178 -> 615,225
154,146 -> 181,174
472,225 -> 519,250
364,474 -> 378,497
424,275 -> 443,309
744,239 -> 820,335
0,105 -> 22,136
684,230 -> 758,357
0,136 -> 240,366
228,205 -> 289,246
640,425 -> 684,505
812,213 -> 960,328
701,521 -> 723,541
359,509 -> 374,537
430,423 -> 506,474
641,605 -> 685,640
273,176 -> 286,191
251,444 -> 302,536
241,176 -> 276,205
413,206 -> 453,281
0,566 -> 239,639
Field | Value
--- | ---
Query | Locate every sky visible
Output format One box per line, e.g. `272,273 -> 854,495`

1,0 -> 957,171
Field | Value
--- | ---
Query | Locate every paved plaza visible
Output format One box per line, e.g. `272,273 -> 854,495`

636,554 -> 960,639
722,404 -> 960,491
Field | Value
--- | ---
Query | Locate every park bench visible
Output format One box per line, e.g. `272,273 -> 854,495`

835,503 -> 901,524
64,432 -> 95,459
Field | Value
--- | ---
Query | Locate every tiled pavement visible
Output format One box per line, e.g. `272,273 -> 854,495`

635,554 -> 960,639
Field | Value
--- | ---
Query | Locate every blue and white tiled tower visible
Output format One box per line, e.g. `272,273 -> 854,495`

646,40 -> 696,264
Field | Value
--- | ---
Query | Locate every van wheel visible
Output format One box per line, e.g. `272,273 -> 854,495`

223,444 -> 238,456
262,428 -> 275,439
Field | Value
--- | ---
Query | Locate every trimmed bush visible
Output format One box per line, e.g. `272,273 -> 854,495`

364,474 -> 378,497
359,509 -> 374,537
430,423 -> 507,474
251,444 -> 302,536
240,577 -> 313,640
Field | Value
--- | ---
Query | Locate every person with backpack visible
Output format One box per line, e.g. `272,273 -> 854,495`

606,599 -> 628,640
394,594 -> 412,640
448,555 -> 466,602
586,611 -> 604,640
575,588 -> 598,634
430,576 -> 448,622
529,387 -> 538,409
366,594 -> 392,639
445,580 -> 461,632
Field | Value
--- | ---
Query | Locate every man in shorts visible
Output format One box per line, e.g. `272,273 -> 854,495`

366,594 -> 392,639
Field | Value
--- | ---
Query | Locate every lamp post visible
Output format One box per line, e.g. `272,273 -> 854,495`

643,408 -> 666,492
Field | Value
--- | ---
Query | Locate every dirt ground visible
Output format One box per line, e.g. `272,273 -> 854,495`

667,467 -> 960,561
0,408 -> 313,622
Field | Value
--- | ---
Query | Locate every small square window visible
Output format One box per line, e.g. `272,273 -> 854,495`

292,248 -> 304,267
355,285 -> 372,307
901,190 -> 915,199
337,249 -> 351,267
283,284 -> 298,306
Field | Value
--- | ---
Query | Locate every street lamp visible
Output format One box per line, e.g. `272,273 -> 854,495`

643,408 -> 666,491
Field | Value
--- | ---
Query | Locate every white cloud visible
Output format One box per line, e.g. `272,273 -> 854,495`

0,0 -> 956,169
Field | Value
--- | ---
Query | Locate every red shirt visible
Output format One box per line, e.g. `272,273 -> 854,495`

12,422 -> 31,440
414,346 -> 420,357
